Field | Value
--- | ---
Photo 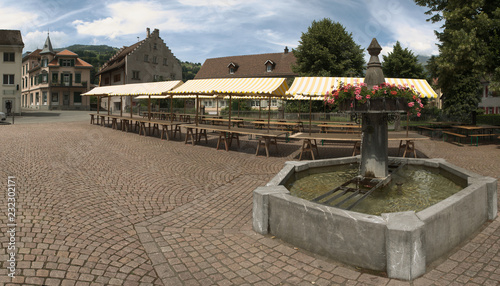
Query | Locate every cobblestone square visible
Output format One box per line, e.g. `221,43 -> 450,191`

1,113 -> 499,285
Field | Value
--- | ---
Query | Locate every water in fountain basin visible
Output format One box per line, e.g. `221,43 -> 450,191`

284,164 -> 467,216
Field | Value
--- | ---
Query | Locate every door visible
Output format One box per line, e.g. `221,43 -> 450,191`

63,93 -> 70,106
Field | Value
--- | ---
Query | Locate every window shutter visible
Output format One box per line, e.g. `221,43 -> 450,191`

59,59 -> 63,66
71,59 -> 75,67
69,74 -> 73,86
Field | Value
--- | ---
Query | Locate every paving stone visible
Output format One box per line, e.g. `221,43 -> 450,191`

1,117 -> 499,285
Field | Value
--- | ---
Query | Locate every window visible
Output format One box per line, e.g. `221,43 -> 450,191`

104,77 -> 110,84
203,100 -> 213,107
3,74 -> 14,85
75,73 -> 81,83
153,56 -> 158,64
154,75 -> 163,81
42,91 -> 48,105
41,58 -> 48,67
154,43 -> 157,50
63,73 -> 71,86
52,73 -> 58,83
251,100 -> 260,107
144,55 -> 149,62
271,99 -> 278,107
52,93 -> 59,103
113,74 -> 121,82
60,59 -> 74,67
163,58 -> 168,66
3,52 -> 15,62
132,71 -> 140,80
74,92 -> 82,104
42,74 -> 48,83
266,65 -> 272,72
229,67 -> 235,74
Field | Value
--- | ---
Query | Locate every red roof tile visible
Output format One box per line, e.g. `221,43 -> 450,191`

57,49 -> 78,57
195,51 -> 297,79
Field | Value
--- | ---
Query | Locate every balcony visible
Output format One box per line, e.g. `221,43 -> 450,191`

50,81 -> 87,88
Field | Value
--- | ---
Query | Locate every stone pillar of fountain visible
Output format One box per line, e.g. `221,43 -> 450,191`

360,38 -> 388,179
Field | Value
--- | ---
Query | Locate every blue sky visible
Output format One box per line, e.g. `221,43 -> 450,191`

1,0 -> 442,64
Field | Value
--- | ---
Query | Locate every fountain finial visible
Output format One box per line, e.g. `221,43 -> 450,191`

364,38 -> 385,87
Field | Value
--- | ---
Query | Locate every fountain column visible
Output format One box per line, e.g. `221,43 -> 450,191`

360,38 -> 388,179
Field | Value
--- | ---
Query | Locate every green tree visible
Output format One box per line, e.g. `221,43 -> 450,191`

382,41 -> 425,79
415,0 -> 500,121
292,18 -> 365,77
181,61 -> 201,81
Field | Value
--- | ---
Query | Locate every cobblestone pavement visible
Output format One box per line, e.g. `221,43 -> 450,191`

0,118 -> 499,285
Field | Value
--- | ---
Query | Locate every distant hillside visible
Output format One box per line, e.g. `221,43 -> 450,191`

64,44 -> 118,53
182,61 -> 201,81
417,55 -> 431,66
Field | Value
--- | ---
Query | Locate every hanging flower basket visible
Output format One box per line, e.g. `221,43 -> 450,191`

325,82 -> 423,116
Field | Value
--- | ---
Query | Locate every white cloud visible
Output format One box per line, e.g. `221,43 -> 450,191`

0,6 -> 38,30
23,30 -> 69,52
365,0 -> 440,56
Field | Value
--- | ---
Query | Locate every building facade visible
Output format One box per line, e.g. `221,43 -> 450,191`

97,28 -> 182,112
479,81 -> 500,114
194,47 -> 297,113
21,34 -> 92,110
0,30 -> 24,115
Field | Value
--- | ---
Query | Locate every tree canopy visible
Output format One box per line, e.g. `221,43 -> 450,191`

382,41 -> 425,79
415,0 -> 500,121
292,18 -> 365,77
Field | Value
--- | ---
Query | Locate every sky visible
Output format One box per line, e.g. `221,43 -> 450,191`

1,0 -> 442,64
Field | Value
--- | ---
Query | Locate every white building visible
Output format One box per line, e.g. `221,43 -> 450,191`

479,81 -> 500,114
0,30 -> 24,115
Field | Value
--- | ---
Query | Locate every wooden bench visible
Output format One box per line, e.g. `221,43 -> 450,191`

443,131 -> 467,145
469,133 -> 497,146
418,126 -> 436,136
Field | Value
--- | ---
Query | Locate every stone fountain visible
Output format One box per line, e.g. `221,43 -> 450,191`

252,39 -> 498,280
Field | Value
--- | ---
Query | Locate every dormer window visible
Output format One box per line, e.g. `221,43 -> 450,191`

227,62 -> 238,74
264,60 -> 275,72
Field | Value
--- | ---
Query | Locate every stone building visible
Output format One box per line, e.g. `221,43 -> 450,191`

97,28 -> 182,112
21,34 -> 92,110
194,48 -> 297,113
0,30 -> 24,115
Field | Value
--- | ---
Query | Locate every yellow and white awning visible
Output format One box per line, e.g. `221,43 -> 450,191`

166,77 -> 290,97
286,77 -> 437,99
82,85 -> 120,96
111,80 -> 183,96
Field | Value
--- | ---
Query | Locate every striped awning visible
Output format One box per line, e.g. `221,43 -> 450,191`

81,85 -> 120,96
110,80 -> 183,96
286,77 -> 437,99
166,77 -> 290,97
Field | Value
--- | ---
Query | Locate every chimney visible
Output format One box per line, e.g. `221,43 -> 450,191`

284,46 -> 289,54
147,28 -> 150,38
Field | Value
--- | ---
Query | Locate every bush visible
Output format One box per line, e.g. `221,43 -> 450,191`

477,114 -> 500,125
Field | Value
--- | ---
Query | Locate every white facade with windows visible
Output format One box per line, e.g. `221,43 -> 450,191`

479,82 -> 500,114
0,30 -> 24,115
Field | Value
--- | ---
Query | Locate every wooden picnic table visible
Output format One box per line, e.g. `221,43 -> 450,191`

89,114 -> 183,140
317,124 -> 361,133
449,125 -> 499,146
180,123 -> 288,157
250,120 -> 303,132
202,117 -> 245,127
291,131 -> 429,160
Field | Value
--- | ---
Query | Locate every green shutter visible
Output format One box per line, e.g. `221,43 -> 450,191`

59,59 -> 63,66
69,74 -> 73,86
71,59 -> 75,67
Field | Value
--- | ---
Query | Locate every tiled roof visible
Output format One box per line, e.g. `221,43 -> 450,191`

195,51 -> 297,79
75,58 -> 92,67
57,49 -> 78,57
0,30 -> 24,46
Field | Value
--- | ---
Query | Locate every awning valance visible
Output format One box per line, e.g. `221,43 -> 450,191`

82,81 -> 183,97
166,77 -> 290,97
81,85 -> 119,96
286,77 -> 437,99
110,80 -> 183,96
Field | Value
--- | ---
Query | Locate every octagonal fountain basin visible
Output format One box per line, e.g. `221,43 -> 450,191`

253,156 -> 497,280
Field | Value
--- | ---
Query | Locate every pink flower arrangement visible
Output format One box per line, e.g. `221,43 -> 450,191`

324,81 -> 424,116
